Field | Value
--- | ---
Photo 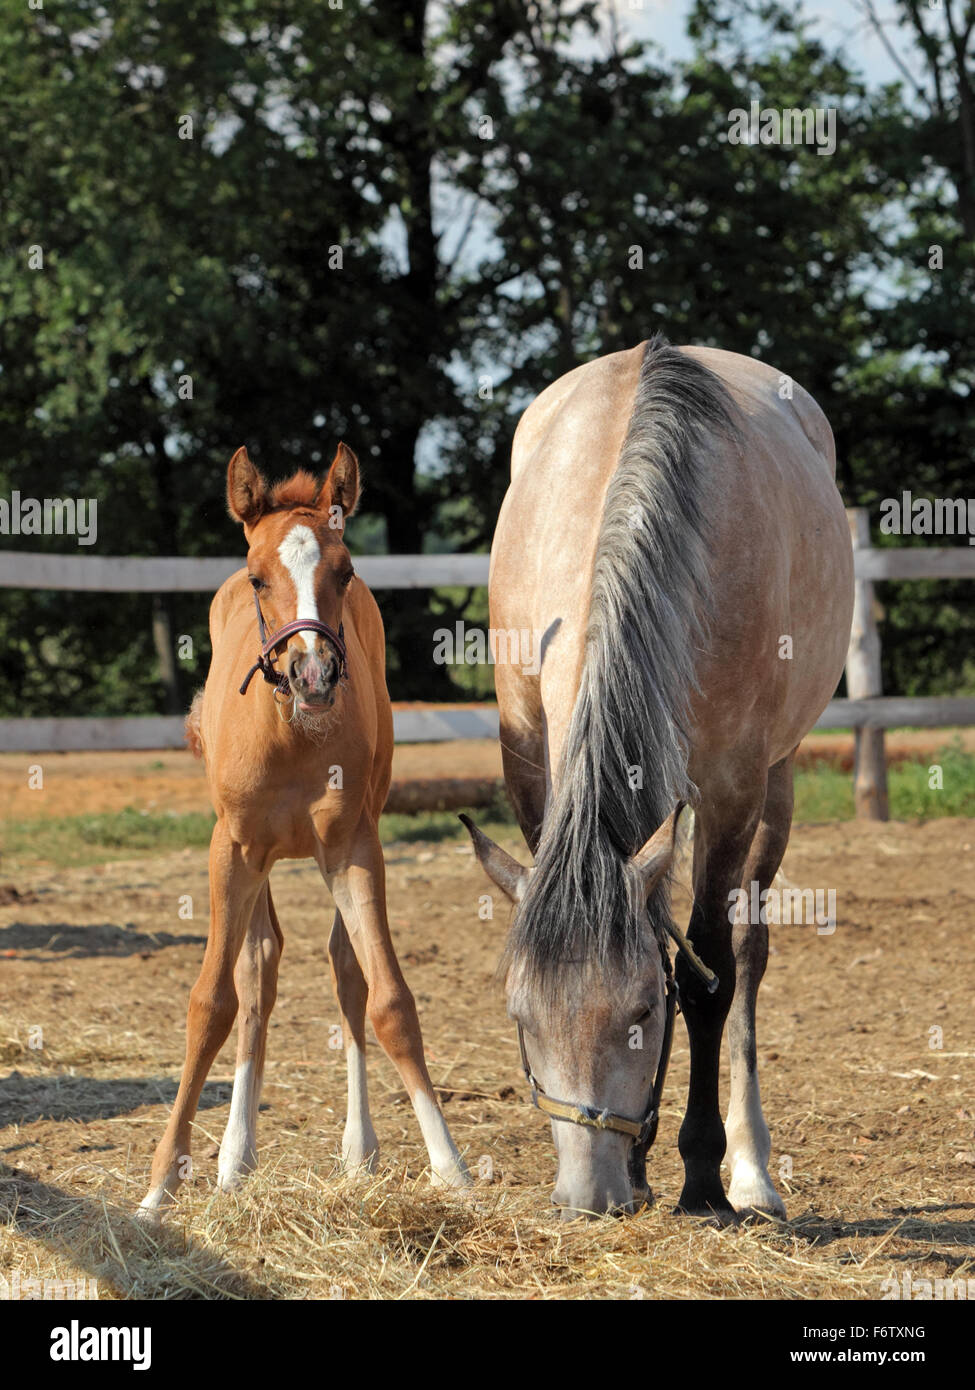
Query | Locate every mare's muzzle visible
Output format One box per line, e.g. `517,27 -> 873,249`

515,922 -> 719,1204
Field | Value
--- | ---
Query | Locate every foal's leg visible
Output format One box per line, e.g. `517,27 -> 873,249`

217,884 -> 283,1190
676,779 -> 764,1220
725,752 -> 795,1218
321,823 -> 470,1189
328,908 -> 379,1172
138,821 -> 265,1220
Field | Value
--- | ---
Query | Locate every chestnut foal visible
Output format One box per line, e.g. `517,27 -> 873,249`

139,444 -> 469,1220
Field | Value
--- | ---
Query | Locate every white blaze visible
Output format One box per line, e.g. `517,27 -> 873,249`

277,524 -> 322,651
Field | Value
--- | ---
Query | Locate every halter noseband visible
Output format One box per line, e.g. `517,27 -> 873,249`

516,924 -> 718,1150
239,588 -> 348,697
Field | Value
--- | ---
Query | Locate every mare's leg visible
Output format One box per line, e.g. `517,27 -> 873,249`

676,772 -> 766,1220
320,819 -> 470,1189
495,658 -> 546,854
499,721 -> 546,854
328,908 -> 378,1172
138,820 -> 265,1219
217,883 -> 283,1190
725,751 -> 795,1218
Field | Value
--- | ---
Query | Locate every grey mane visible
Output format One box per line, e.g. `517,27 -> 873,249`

505,335 -> 741,998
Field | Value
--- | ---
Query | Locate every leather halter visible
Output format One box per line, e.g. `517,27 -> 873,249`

516,929 -> 718,1149
239,588 -> 348,697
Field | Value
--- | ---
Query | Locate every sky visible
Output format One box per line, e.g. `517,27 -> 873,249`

588,0 -> 927,88
415,0 -> 941,479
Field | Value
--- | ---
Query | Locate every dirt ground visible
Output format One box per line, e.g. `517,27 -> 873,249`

1,809 -> 973,1299
0,741 -> 504,821
3,727 -> 974,822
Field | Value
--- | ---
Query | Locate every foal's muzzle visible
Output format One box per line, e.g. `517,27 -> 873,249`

238,590 -> 349,699
287,644 -> 340,705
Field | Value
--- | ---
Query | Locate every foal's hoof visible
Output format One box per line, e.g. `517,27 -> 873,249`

216,1168 -> 251,1193
430,1159 -> 473,1191
341,1150 -> 379,1179
342,1126 -> 379,1178
134,1200 -> 167,1229
217,1146 -> 258,1192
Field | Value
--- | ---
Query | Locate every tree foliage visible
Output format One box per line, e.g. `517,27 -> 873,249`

0,0 -> 971,712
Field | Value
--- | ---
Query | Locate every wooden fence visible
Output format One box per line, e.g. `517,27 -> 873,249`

2,514 -> 973,819
0,551 -> 490,592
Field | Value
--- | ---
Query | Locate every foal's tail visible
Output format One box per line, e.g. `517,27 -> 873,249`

185,688 -> 204,760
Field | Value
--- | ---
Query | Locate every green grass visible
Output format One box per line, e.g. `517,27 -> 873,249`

795,739 -> 975,821
1,747 -> 971,869
0,807 -> 218,868
381,783 -> 517,845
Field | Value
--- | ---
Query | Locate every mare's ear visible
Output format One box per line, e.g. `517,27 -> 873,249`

629,801 -> 686,898
227,447 -> 269,529
460,815 -> 532,903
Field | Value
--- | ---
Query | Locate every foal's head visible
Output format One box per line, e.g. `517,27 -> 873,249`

227,443 -> 360,712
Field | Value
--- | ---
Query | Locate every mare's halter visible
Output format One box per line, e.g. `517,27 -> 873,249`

516,923 -> 718,1150
238,588 -> 348,698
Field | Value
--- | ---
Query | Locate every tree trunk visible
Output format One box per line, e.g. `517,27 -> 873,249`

151,595 -> 181,716
147,422 -> 182,715
374,0 -> 458,700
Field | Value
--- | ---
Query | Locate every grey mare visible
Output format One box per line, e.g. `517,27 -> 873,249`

465,337 -> 854,1220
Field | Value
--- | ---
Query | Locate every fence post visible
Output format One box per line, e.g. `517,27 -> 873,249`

846,507 -> 889,820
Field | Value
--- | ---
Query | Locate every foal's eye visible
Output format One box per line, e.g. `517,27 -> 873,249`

341,569 -> 356,588
248,575 -> 265,591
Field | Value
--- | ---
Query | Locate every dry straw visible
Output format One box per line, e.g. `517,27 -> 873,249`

0,1153 -> 905,1301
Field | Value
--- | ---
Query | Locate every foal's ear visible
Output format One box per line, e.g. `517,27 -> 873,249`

321,442 -> 360,523
227,446 -> 269,527
460,814 -> 532,903
629,801 -> 686,898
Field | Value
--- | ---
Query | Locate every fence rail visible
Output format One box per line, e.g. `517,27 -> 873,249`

0,551 -> 491,591
2,699 -> 972,755
0,708 -> 503,753
2,544 -> 973,591
2,527 -> 974,820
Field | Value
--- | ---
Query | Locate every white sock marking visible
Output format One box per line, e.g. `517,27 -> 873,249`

726,1072 -> 784,1214
412,1090 -> 469,1186
218,1060 -> 258,1187
342,1040 -> 378,1168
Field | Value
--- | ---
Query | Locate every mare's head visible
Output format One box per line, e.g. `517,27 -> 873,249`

463,810 -> 683,1219
228,442 -> 360,712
